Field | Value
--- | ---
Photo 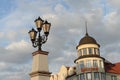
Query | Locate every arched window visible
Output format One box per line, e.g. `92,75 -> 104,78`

80,61 -> 84,68
87,73 -> 92,80
83,48 -> 87,55
99,60 -> 103,68
86,60 -> 91,68
111,75 -> 117,80
101,73 -> 106,80
94,48 -> 97,55
79,49 -> 82,56
94,72 -> 99,80
93,60 -> 98,68
98,49 -> 100,55
80,74 -> 85,80
76,64 -> 79,70
88,48 -> 93,55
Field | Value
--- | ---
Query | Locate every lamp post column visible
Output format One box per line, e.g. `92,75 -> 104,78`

29,51 -> 51,80
38,31 -> 42,50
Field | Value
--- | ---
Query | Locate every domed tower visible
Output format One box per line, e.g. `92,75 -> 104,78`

74,30 -> 105,80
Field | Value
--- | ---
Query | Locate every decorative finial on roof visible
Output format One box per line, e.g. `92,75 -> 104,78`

85,21 -> 89,36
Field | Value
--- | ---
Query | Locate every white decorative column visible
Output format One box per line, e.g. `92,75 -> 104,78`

29,50 -> 51,80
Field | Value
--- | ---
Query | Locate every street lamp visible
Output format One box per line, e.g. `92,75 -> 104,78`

28,17 -> 51,50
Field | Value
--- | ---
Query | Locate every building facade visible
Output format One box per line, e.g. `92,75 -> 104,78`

50,32 -> 120,80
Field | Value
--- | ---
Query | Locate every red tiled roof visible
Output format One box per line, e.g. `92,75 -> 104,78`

105,62 -> 120,74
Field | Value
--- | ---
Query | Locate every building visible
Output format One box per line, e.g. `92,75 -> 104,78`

50,31 -> 120,80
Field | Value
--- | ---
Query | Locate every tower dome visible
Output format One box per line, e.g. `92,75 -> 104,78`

77,33 -> 100,48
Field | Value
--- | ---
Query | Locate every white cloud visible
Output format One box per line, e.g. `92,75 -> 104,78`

54,4 -> 66,13
0,32 -> 4,38
6,40 -> 30,51
105,11 -> 120,27
104,52 -> 120,63
0,40 -> 34,64
65,0 -> 100,10
107,0 -> 120,8
0,62 -> 7,70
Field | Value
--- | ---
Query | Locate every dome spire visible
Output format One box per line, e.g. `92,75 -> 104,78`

85,21 -> 89,36
76,21 -> 100,49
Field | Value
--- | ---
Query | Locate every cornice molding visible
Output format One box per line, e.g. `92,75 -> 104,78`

74,55 -> 105,63
32,50 -> 49,56
29,71 -> 51,77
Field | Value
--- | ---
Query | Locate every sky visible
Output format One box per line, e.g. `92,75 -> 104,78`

0,0 -> 120,80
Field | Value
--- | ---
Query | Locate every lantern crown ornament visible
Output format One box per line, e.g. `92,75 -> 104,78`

28,17 -> 51,50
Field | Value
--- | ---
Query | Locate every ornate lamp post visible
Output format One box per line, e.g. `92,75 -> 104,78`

28,17 -> 51,50
28,17 -> 51,80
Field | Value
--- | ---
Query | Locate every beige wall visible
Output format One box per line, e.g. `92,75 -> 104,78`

30,52 -> 50,80
58,65 -> 68,80
68,67 -> 75,76
31,54 -> 49,72
77,44 -> 99,50
50,76 -> 54,80
117,75 -> 120,80
50,65 -> 76,80
54,74 -> 58,80
31,76 -> 50,80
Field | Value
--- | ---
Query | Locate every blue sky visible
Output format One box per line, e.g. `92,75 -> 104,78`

0,0 -> 16,19
0,0 -> 120,80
